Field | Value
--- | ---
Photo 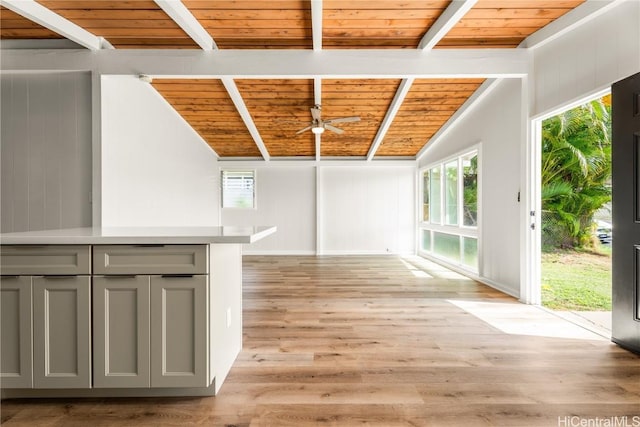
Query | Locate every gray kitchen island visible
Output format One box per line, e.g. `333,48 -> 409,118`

0,226 -> 275,398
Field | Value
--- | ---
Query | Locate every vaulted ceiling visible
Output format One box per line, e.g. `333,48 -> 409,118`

0,0 -> 586,160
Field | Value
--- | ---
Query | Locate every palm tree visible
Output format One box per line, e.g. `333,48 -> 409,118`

541,97 -> 611,248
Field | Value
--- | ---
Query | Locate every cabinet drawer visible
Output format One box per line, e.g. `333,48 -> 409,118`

0,245 -> 91,275
93,245 -> 208,275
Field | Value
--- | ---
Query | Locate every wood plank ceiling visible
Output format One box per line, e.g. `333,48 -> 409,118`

1,0 -> 586,159
183,0 -> 312,49
323,0 -> 450,49
236,79 -> 315,157
379,79 -> 485,156
0,6 -> 62,40
35,0 -> 199,48
151,79 -> 262,157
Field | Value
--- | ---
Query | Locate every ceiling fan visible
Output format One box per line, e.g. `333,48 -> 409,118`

296,105 -> 360,135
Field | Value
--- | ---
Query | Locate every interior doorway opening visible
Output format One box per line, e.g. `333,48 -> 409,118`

535,91 -> 613,337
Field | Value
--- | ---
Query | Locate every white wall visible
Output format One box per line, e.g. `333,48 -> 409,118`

221,166 -> 316,254
533,0 -> 640,116
101,76 -> 219,227
320,165 -> 415,255
419,79 -> 523,296
219,163 -> 415,255
0,72 -> 92,233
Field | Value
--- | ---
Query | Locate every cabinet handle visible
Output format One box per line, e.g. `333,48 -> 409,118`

42,275 -> 77,279
102,275 -> 137,279
160,274 -> 194,278
0,275 -> 20,279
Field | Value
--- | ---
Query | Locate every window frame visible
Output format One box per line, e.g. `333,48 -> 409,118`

220,169 -> 257,209
427,165 -> 443,225
418,146 -> 480,272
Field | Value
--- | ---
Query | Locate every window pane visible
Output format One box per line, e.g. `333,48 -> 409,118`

422,171 -> 430,222
462,153 -> 478,227
445,160 -> 458,225
222,170 -> 255,208
462,237 -> 478,269
429,167 -> 442,223
433,232 -> 460,262
422,229 -> 431,252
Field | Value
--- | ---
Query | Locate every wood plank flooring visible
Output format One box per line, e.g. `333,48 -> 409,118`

2,255 -> 639,426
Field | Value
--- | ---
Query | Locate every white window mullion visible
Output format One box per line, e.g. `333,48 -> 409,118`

440,164 -> 445,226
458,157 -> 464,231
458,158 -> 463,263
417,148 -> 479,272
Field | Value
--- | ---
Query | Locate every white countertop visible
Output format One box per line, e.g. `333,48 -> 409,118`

0,226 -> 277,245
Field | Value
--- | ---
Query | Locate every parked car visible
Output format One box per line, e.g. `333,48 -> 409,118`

595,220 -> 612,244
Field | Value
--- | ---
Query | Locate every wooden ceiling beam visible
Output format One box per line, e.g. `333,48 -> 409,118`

311,0 -> 322,51
0,0 -> 110,50
313,78 -> 322,104
366,78 -> 414,161
220,77 -> 271,161
314,77 -> 322,161
1,48 -> 529,78
154,0 -> 216,51
418,0 -> 478,50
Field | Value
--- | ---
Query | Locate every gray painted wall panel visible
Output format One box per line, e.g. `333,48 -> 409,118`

0,72 -> 92,233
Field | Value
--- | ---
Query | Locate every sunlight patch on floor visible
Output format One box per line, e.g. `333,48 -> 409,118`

448,299 -> 607,341
398,257 -> 434,278
401,256 -> 471,280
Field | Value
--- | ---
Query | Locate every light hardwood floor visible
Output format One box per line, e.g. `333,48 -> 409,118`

2,256 -> 639,426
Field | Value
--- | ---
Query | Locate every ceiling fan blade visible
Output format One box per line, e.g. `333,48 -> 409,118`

310,107 -> 321,121
325,116 -> 360,124
296,125 -> 313,135
324,124 -> 344,134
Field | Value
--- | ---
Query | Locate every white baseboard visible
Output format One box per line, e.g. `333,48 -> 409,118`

242,250 -> 316,256
321,250 -> 414,256
476,275 -> 520,299
243,250 -> 415,256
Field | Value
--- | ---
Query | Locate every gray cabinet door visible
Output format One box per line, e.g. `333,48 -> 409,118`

93,276 -> 151,388
32,276 -> 91,388
0,276 -> 33,388
150,275 -> 208,388
93,245 -> 208,275
0,245 -> 91,275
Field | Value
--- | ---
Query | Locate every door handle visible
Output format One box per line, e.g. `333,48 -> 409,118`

160,275 -> 194,278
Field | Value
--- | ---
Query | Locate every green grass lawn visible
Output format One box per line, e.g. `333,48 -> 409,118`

541,249 -> 612,311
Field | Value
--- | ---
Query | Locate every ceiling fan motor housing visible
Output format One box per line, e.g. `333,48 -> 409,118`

297,105 -> 360,135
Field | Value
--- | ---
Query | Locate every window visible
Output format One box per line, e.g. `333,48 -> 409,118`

419,149 -> 479,272
429,166 -> 442,224
422,172 -> 430,222
462,236 -> 478,268
221,170 -> 255,208
462,153 -> 478,226
445,160 -> 458,225
433,231 -> 461,262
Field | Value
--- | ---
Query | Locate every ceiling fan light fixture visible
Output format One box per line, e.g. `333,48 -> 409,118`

311,125 -> 325,134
